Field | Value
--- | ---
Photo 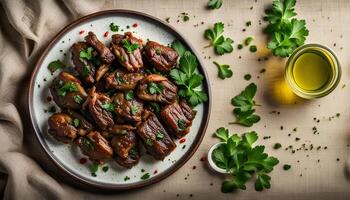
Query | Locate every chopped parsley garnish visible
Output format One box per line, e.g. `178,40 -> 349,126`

80,47 -> 94,60
249,45 -> 257,53
121,39 -> 139,54
237,44 -> 243,49
102,166 -> 109,172
109,22 -> 119,32
204,22 -> 233,55
244,37 -> 253,46
48,106 -> 56,113
177,119 -> 186,131
145,139 -> 153,146
82,66 -> 90,77
124,176 -> 130,181
73,118 -> 80,127
141,173 -> 150,180
156,131 -> 165,140
207,0 -> 223,9
183,15 -> 189,22
73,95 -> 83,104
148,82 -> 164,95
82,137 -> 94,150
246,21 -> 252,27
89,162 -> 99,175
129,146 -> 139,157
244,74 -> 252,81
169,41 -> 208,107
265,0 -> 309,57
58,81 -> 78,96
212,127 -> 279,192
149,102 -> 161,114
115,73 -> 125,84
229,83 -> 260,127
130,105 -> 138,115
283,164 -> 291,170
213,61 -> 233,80
125,90 -> 134,101
273,143 -> 282,149
101,102 -> 115,112
48,60 -> 65,72
171,40 -> 186,57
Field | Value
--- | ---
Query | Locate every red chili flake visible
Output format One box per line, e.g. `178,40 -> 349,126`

200,156 -> 206,162
47,96 -> 52,102
179,138 -> 186,144
153,170 -> 158,174
79,30 -> 85,35
192,165 -> 196,170
103,31 -> 109,37
79,158 -> 87,164
132,23 -> 138,28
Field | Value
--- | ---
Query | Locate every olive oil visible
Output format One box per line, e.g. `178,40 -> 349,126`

285,44 -> 341,99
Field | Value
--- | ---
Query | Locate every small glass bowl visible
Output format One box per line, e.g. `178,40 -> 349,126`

285,44 -> 341,99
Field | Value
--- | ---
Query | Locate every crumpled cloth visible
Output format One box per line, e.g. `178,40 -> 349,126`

0,0 -> 108,199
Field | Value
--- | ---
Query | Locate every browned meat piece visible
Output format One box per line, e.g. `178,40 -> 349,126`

137,74 -> 177,104
160,100 -> 196,138
84,86 -> 114,130
109,124 -> 136,135
85,32 -> 115,64
48,113 -> 77,143
105,69 -> 144,91
137,110 -> 176,160
76,131 -> 113,163
71,42 -> 96,85
50,71 -> 87,109
64,109 -> 94,136
110,32 -> 143,72
144,41 -> 179,72
113,92 -> 143,124
95,63 -> 110,82
111,131 -> 140,168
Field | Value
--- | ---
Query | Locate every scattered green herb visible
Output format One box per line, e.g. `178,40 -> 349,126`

207,0 -> 223,9
213,61 -> 233,80
48,106 -> 56,113
156,132 -> 165,140
273,143 -> 282,149
149,102 -> 161,114
73,118 -> 80,127
124,176 -> 130,181
145,139 -> 153,146
283,164 -> 291,170
89,162 -> 99,175
115,73 -> 125,84
246,21 -> 252,27
58,81 -> 78,96
82,66 -> 90,77
80,47 -> 94,60
48,60 -> 65,72
229,83 -> 260,127
169,41 -> 208,107
265,0 -> 309,57
183,15 -> 189,22
204,22 -> 234,55
130,105 -> 138,115
244,74 -> 252,81
148,82 -> 164,95
141,173 -> 150,180
109,22 -> 119,32
82,137 -> 94,150
101,102 -> 115,112
125,90 -> 134,101
122,39 -> 139,54
73,95 -> 83,104
249,45 -> 257,53
102,166 -> 109,172
178,119 -> 186,131
244,37 -> 253,46
212,128 -> 279,192
237,44 -> 243,49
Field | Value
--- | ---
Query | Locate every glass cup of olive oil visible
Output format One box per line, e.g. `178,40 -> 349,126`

285,44 -> 341,99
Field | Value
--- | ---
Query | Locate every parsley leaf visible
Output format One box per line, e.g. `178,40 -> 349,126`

204,22 -> 233,55
125,90 -> 134,101
208,0 -> 223,9
130,105 -> 138,115
212,128 -> 279,192
169,41 -> 208,107
80,47 -> 94,60
141,173 -> 150,180
122,39 -> 139,54
101,102 -> 115,112
109,22 -> 119,32
171,40 -> 187,57
58,81 -> 78,96
73,95 -> 83,104
177,119 -> 186,131
265,0 -> 309,57
82,66 -> 90,77
229,83 -> 260,127
148,82 -> 164,95
48,60 -> 65,72
156,131 -> 165,140
213,61 -> 233,80
73,118 -> 80,127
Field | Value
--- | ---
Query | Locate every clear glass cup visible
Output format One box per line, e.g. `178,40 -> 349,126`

285,44 -> 341,99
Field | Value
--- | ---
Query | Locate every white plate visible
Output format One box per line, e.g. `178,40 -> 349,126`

28,10 -> 210,190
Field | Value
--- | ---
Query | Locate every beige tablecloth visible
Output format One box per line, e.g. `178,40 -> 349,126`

1,0 -> 350,199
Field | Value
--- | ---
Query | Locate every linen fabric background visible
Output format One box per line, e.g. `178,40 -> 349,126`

1,0 -> 350,199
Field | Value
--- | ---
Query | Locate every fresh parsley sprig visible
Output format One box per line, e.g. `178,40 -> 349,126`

213,61 -> 232,80
212,127 -> 279,192
229,83 -> 260,127
207,0 -> 223,9
204,22 -> 234,55
122,39 -> 139,54
265,0 -> 309,57
170,40 -> 208,107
